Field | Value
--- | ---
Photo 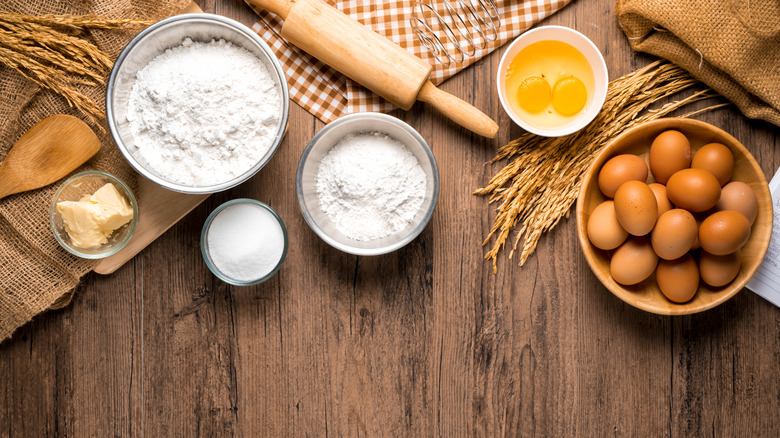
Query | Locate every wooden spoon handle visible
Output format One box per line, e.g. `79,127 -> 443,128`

417,80 -> 498,138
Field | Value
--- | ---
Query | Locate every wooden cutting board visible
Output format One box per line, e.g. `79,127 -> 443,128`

94,2 -> 208,275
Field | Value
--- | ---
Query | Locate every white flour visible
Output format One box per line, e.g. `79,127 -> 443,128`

316,132 -> 427,241
126,38 -> 281,186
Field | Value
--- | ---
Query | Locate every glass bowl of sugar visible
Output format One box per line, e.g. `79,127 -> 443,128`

200,199 -> 288,286
296,112 -> 440,256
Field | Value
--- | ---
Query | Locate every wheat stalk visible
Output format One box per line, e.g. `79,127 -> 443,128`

0,13 -> 154,30
0,46 -> 103,125
475,61 -> 727,273
0,11 -> 154,128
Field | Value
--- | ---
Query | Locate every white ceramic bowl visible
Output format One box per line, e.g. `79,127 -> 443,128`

106,14 -> 289,194
296,113 -> 439,256
496,25 -> 608,137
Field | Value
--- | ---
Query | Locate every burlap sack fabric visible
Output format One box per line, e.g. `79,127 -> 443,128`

617,0 -> 780,126
0,0 -> 190,342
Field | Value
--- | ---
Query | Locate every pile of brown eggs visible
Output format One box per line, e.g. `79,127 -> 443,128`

587,130 -> 759,303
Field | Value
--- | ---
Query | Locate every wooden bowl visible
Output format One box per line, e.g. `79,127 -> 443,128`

576,118 -> 772,315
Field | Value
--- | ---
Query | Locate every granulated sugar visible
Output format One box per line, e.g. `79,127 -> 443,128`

127,38 -> 281,186
316,132 -> 427,241
206,203 -> 285,282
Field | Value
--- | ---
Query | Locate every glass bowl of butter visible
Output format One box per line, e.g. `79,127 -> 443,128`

50,171 -> 138,259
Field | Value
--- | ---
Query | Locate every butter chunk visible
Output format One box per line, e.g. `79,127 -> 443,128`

57,183 -> 134,249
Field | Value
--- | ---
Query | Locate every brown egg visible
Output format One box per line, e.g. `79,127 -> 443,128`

699,251 -> 741,287
649,130 -> 691,184
699,211 -> 751,255
611,237 -> 658,285
690,215 -> 705,250
691,143 -> 734,186
648,183 -> 673,217
656,254 -> 699,303
716,181 -> 758,225
651,209 -> 698,260
587,201 -> 628,250
666,168 -> 721,212
598,154 -> 648,198
614,181 -> 658,236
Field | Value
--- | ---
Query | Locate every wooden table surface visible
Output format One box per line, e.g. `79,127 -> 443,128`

2,0 -> 779,436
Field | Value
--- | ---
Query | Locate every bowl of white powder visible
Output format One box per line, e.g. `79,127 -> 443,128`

296,113 -> 439,256
201,199 -> 288,286
106,14 -> 289,193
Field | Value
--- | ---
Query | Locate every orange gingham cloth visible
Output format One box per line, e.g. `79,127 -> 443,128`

251,0 -> 572,123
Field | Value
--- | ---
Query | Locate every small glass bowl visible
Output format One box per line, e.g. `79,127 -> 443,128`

200,199 -> 289,286
50,171 -> 138,259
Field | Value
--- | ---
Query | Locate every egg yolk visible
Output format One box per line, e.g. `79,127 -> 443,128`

552,76 -> 587,115
516,76 -> 551,113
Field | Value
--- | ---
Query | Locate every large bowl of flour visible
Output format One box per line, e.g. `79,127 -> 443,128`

107,14 -> 289,193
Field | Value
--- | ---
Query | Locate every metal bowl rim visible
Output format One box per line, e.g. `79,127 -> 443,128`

105,13 -> 290,194
295,112 -> 440,256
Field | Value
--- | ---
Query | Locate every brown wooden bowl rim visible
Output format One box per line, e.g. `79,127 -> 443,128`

575,118 -> 773,316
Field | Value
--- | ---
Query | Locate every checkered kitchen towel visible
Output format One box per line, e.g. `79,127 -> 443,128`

251,0 -> 571,123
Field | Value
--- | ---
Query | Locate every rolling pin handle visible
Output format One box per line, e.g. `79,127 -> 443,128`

245,0 -> 293,19
417,81 -> 499,139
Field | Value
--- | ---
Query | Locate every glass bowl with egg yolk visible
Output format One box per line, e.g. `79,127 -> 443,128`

504,40 -> 595,130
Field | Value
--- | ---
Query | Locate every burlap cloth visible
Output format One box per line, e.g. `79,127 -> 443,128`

617,0 -> 780,126
0,0 -> 190,342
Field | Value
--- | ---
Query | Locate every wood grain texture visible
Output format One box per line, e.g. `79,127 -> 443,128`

93,177 -> 209,274
417,80 -> 499,138
0,115 -> 100,199
255,0 -> 432,108
1,0 -> 779,436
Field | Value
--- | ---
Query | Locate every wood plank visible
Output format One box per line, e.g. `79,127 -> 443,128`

0,314 -> 60,436
140,196 -> 241,436
0,263 -> 142,436
425,69 -> 479,436
93,177 -> 208,275
670,111 -> 780,437
1,0 -> 780,436
66,267 -> 143,436
227,105 -> 317,437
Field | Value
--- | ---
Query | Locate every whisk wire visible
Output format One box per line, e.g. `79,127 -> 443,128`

410,0 -> 501,67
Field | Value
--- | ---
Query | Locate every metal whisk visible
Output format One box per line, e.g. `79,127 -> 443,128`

410,0 -> 501,67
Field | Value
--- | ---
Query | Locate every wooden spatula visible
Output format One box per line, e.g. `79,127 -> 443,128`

0,115 -> 101,199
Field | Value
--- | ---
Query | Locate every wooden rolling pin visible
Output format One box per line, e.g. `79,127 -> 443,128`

245,0 -> 498,138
